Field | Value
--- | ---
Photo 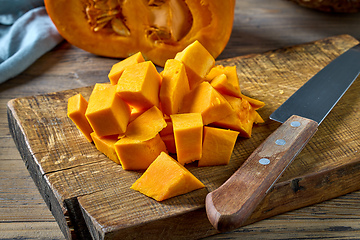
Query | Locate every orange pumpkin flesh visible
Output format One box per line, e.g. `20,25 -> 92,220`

66,41 -> 266,201
131,152 -> 205,201
44,0 -> 235,66
67,93 -> 94,142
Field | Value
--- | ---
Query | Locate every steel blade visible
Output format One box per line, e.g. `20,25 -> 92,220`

270,44 -> 360,124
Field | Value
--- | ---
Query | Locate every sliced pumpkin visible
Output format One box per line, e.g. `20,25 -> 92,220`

85,84 -> 131,137
131,152 -> 205,201
44,0 -> 235,67
116,61 -> 161,110
174,40 -> 215,89
210,73 -> 241,98
91,132 -> 120,164
108,52 -> 145,85
198,127 -> 239,167
65,40 -> 267,204
125,106 -> 166,141
114,134 -> 167,171
212,95 -> 263,138
67,93 -> 93,142
159,59 -> 190,116
180,81 -> 234,125
240,93 -> 266,109
205,65 -> 241,97
170,113 -> 203,165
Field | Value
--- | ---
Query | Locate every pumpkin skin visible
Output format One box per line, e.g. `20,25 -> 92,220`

44,0 -> 235,66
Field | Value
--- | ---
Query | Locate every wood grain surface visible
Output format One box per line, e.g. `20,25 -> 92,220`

7,34 -> 360,239
2,0 -> 360,239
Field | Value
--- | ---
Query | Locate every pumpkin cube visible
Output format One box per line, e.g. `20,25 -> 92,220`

125,106 -> 166,141
67,93 -> 93,142
114,134 -> 167,171
131,152 -> 205,201
180,81 -> 234,125
160,59 -> 190,116
170,113 -> 203,165
211,95 -> 243,134
212,95 -> 263,138
236,98 -> 260,138
91,132 -> 120,164
210,73 -> 241,98
159,116 -> 173,137
108,52 -> 145,85
160,133 -> 176,154
175,40 -> 214,89
85,84 -> 131,137
198,127 -> 239,167
92,82 -> 112,91
205,65 -> 223,81
205,65 -> 241,97
116,61 -> 161,110
240,93 -> 266,109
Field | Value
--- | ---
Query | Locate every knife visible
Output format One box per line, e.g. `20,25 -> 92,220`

205,44 -> 360,232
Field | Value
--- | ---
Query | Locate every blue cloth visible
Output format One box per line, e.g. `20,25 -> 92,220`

0,0 -> 63,84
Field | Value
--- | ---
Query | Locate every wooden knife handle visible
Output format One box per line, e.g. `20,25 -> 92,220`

205,115 -> 318,232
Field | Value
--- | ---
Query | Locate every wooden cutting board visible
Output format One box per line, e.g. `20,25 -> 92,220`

7,34 -> 360,240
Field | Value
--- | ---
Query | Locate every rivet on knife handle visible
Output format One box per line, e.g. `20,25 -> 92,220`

205,115 -> 318,232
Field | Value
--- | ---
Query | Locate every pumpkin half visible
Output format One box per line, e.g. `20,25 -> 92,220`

44,0 -> 235,66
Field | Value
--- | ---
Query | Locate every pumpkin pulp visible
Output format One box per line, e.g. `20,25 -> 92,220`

44,0 -> 235,66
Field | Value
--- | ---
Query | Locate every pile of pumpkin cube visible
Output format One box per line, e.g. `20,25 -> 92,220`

67,41 -> 264,201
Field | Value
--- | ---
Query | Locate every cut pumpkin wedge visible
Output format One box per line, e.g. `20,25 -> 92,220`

131,152 -> 205,201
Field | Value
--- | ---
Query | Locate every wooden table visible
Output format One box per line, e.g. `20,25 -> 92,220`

1,0 -> 360,239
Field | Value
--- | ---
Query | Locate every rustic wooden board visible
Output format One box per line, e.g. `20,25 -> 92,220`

7,34 -> 360,240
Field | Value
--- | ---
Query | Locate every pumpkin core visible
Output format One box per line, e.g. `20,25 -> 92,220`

45,0 -> 235,66
85,0 -> 193,44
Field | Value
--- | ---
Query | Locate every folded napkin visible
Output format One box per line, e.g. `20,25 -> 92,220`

0,0 -> 63,84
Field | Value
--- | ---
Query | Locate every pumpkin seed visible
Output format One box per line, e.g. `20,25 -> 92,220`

85,0 -> 130,36
111,18 -> 131,36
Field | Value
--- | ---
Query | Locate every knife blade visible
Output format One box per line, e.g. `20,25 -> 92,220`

205,44 -> 360,232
